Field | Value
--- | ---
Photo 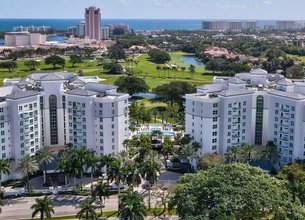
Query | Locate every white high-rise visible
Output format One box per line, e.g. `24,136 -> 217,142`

185,69 -> 305,166
1,72 -> 129,180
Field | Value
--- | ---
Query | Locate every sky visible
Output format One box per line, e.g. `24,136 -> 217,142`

0,0 -> 304,20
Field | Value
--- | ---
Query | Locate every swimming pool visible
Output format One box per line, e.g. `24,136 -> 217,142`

137,131 -> 175,136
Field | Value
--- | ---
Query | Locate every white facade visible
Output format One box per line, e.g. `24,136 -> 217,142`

185,69 -> 305,166
1,72 -> 129,180
4,32 -> 46,46
101,27 -> 110,40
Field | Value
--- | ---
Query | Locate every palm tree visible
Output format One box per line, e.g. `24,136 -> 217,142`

36,147 -> 54,186
181,66 -> 186,78
107,159 -> 125,210
86,152 -> 100,191
76,199 -> 97,220
188,64 -> 195,79
56,150 -> 70,189
261,141 -> 280,172
0,159 -> 10,193
31,196 -> 54,220
178,144 -> 198,173
140,152 -> 161,210
172,66 -> 178,79
156,66 -> 161,78
124,162 -> 142,189
16,155 -> 39,194
150,108 -> 159,123
119,188 -> 147,220
92,181 -> 109,215
116,150 -> 130,168
241,143 -> 258,163
100,154 -> 115,181
161,137 -> 174,168
162,66 -> 167,77
225,146 -> 242,163
74,147 -> 89,190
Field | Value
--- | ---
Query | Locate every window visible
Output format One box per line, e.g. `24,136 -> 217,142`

291,114 -> 295,119
212,139 -> 217,143
49,95 -> 58,145
212,145 -> 217,150
213,124 -> 217,129
275,103 -> 279,107
19,106 -> 22,111
228,125 -> 231,129
227,139 -> 231,143
213,117 -> 217,122
213,103 -> 218,108
228,104 -> 232,108
228,111 -> 232,115
213,110 -> 218,115
212,131 -> 217,136
243,101 -> 246,106
1,146 -> 5,151
243,108 -> 246,113
228,118 -> 231,122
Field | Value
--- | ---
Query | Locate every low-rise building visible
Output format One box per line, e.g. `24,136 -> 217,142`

4,32 -> 46,46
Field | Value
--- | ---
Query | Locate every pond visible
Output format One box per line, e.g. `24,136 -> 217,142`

180,55 -> 204,66
134,93 -> 158,99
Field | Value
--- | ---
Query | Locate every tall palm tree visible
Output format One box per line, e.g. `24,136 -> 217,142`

150,108 -> 159,123
16,155 -> 39,194
116,150 -> 130,168
36,147 -> 54,186
140,151 -> 161,209
74,147 -> 89,190
181,66 -> 186,78
86,152 -> 100,191
31,196 -> 54,220
261,141 -> 280,172
76,199 -> 97,220
241,143 -> 258,163
119,188 -> 147,220
156,65 -> 161,78
92,181 -> 109,215
161,137 -> 174,168
107,159 -> 125,210
124,162 -> 142,189
225,146 -> 242,163
100,154 -> 115,181
56,150 -> 71,189
172,66 -> 178,79
0,159 -> 10,193
188,64 -> 195,79
178,144 -> 198,173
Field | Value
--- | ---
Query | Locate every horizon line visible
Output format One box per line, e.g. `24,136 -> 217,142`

0,18 -> 304,21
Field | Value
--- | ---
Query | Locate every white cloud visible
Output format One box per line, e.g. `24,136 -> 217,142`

264,1 -> 272,4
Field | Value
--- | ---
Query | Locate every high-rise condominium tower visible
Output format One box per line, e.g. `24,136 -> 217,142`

85,6 -> 101,40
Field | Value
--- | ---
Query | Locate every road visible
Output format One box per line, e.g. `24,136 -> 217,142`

0,194 -> 119,220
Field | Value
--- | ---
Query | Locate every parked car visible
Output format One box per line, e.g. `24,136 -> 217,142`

91,200 -> 105,208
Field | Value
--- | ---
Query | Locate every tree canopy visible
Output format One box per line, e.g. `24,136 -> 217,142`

103,62 -> 123,74
108,45 -> 126,61
153,81 -> 196,107
114,76 -> 149,95
148,49 -> 171,64
170,163 -> 305,220
45,55 -> 65,69
0,61 -> 17,72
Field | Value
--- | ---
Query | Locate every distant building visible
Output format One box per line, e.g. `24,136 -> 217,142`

101,27 -> 110,40
276,20 -> 296,30
202,20 -> 242,31
244,21 -> 257,30
4,32 -> 46,46
77,21 -> 86,37
106,24 -> 129,33
85,6 -> 101,40
67,26 -> 77,36
13,25 -> 51,33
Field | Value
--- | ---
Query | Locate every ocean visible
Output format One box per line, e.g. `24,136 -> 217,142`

0,18 -> 276,32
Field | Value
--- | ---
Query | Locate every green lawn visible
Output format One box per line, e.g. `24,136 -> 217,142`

0,52 -> 213,90
287,54 -> 305,63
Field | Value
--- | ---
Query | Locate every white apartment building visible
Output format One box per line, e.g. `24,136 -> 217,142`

1,72 -> 129,180
4,32 -> 46,46
185,69 -> 305,166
